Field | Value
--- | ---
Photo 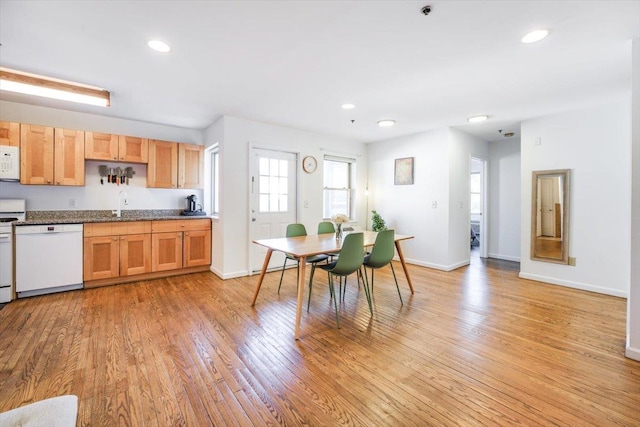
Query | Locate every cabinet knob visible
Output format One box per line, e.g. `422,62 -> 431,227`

113,156 -> 117,160
56,181 -> 60,185
177,233 -> 181,237
121,237 -> 125,241
113,237 -> 118,241
185,232 -> 189,236
47,180 -> 51,184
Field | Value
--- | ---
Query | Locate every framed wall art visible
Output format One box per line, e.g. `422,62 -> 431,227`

394,157 -> 414,185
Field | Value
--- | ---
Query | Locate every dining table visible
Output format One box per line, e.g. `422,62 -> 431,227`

251,230 -> 414,339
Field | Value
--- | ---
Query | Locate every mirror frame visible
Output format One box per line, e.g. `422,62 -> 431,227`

530,169 -> 571,264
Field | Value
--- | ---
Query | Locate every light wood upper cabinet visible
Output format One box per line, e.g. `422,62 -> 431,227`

147,139 -> 178,188
85,132 -> 118,160
179,143 -> 204,189
21,124 -> 55,185
0,121 -> 19,146
54,128 -> 85,186
21,124 -> 84,185
119,135 -> 148,163
86,132 -> 148,163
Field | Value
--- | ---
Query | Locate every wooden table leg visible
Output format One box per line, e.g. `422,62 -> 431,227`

294,256 -> 307,340
251,248 -> 273,306
395,241 -> 415,294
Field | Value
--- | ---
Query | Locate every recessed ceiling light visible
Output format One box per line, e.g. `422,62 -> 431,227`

467,115 -> 488,123
148,40 -> 171,53
521,29 -> 549,44
377,120 -> 396,127
341,103 -> 355,110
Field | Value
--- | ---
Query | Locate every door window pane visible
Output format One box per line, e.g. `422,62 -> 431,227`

259,155 -> 290,213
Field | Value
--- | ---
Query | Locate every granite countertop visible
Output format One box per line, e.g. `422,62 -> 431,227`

18,209 -> 210,225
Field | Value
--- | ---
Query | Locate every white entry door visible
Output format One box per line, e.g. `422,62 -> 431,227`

249,148 -> 298,273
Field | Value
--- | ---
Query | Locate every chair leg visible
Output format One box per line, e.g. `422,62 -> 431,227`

277,258 -> 288,294
328,274 -> 340,328
390,262 -> 403,305
360,267 -> 373,315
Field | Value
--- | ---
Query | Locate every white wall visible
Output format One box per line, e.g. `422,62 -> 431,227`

203,116 -> 225,277
520,101 -> 631,297
208,115 -> 366,279
627,38 -> 640,361
367,127 -> 488,271
368,128 -> 451,269
448,128 -> 489,267
0,100 -> 203,211
488,139 -> 521,261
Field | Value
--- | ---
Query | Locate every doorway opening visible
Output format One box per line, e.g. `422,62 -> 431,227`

470,157 -> 488,260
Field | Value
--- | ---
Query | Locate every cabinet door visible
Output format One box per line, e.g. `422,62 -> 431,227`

0,121 -> 19,146
183,229 -> 211,267
84,236 -> 119,281
147,140 -> 177,188
20,124 -> 54,184
178,143 -> 204,189
85,132 -> 118,160
152,232 -> 183,271
54,128 -> 85,186
120,233 -> 151,276
118,135 -> 148,163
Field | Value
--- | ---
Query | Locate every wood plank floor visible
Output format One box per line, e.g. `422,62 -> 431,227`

1,253 -> 639,426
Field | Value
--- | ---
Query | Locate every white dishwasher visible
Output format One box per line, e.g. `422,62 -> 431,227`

15,223 -> 84,298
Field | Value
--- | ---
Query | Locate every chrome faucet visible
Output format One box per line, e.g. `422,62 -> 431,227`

112,191 -> 128,218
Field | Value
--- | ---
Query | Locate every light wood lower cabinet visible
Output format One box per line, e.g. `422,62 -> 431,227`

120,234 -> 152,276
84,218 -> 211,287
151,219 -> 212,272
84,221 -> 152,282
152,232 -> 183,271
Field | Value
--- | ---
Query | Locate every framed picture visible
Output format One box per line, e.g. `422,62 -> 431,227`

394,157 -> 414,185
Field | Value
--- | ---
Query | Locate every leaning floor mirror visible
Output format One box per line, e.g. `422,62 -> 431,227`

531,169 -> 571,264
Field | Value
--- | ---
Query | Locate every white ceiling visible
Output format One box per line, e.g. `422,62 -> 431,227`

0,1 -> 638,143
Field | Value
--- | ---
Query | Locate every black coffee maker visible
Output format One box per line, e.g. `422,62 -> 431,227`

186,195 -> 197,212
182,195 -> 205,216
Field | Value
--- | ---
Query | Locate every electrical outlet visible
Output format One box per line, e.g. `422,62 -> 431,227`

304,200 -> 309,208
432,201 -> 437,208
68,198 -> 77,208
568,257 -> 576,266
535,137 -> 542,146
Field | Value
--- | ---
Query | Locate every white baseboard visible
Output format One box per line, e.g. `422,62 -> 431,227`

210,266 -> 249,280
518,272 -> 628,298
488,253 -> 521,262
403,257 -> 469,272
626,344 -> 640,361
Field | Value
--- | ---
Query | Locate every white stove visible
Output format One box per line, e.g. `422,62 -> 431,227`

0,199 -> 26,303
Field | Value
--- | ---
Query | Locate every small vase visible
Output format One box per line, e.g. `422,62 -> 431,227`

335,223 -> 343,240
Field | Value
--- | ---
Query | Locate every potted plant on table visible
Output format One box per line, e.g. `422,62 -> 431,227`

371,210 -> 388,232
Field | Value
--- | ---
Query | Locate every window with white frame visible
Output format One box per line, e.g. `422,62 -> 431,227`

470,172 -> 481,214
208,145 -> 219,216
323,155 -> 356,219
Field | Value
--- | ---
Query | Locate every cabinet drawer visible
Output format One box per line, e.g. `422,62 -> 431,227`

85,221 -> 152,237
183,219 -> 211,231
152,219 -> 211,233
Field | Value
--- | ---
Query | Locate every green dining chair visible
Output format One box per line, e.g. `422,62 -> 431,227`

307,232 -> 371,328
363,229 -> 402,305
278,223 -> 329,294
318,221 -> 335,234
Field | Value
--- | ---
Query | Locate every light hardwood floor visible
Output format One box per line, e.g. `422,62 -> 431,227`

1,253 -> 638,426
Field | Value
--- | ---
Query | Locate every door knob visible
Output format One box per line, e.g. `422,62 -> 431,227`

252,218 -> 256,222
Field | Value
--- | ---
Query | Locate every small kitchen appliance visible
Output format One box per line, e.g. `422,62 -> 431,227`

182,194 -> 206,216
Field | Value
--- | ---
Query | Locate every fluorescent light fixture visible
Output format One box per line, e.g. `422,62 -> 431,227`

0,68 -> 110,107
341,103 -> 355,110
521,29 -> 549,44
377,119 -> 396,127
148,40 -> 171,52
467,115 -> 488,123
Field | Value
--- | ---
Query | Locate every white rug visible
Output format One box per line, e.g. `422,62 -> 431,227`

0,395 -> 78,427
